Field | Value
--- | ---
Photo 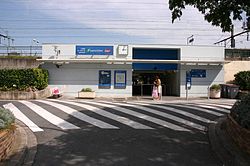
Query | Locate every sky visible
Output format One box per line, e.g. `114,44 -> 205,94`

0,0 -> 249,48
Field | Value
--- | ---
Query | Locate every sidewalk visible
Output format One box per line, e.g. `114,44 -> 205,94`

60,95 -> 237,103
208,117 -> 250,166
0,120 -> 37,166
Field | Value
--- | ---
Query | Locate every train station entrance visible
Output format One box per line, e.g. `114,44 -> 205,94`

132,47 -> 180,97
132,70 -> 179,96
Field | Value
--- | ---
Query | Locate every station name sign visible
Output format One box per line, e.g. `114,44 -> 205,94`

76,46 -> 113,56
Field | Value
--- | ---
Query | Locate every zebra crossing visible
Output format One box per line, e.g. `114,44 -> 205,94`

2,99 -> 235,133
3,103 -> 44,132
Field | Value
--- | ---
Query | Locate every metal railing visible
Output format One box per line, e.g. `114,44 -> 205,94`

225,48 -> 250,60
0,46 -> 42,57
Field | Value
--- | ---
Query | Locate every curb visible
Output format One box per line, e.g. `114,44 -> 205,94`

1,120 -> 37,166
208,117 -> 250,166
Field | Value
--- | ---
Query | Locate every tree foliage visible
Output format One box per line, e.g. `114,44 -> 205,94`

169,0 -> 250,32
234,70 -> 250,90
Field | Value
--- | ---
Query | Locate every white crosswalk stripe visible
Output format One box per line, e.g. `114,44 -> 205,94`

196,103 -> 233,110
187,104 -> 230,114
44,99 -> 152,129
3,103 -> 44,132
78,100 -> 190,131
19,100 -> 80,130
36,100 -> 118,129
170,104 -> 224,116
1,99 -> 235,133
97,101 -> 206,131
127,101 -> 213,123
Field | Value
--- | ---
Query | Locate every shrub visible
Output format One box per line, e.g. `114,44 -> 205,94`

32,68 -> 49,90
0,68 -> 48,91
234,71 -> 250,90
0,107 -> 15,130
210,84 -> 221,91
81,88 -> 93,92
230,93 -> 250,129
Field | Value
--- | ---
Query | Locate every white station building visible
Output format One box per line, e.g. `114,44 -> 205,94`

39,44 -> 225,98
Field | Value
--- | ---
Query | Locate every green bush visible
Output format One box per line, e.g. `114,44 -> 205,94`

0,107 -> 15,130
0,68 -> 48,91
32,68 -> 49,90
81,88 -> 93,92
234,71 -> 250,90
230,93 -> 250,129
210,84 -> 221,91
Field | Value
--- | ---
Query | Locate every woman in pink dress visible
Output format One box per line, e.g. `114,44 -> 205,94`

152,80 -> 159,100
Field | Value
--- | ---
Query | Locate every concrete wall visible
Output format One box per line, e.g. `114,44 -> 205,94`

42,63 -> 132,98
0,88 -> 51,100
0,58 -> 40,69
181,45 -> 224,61
180,65 -> 224,97
224,61 -> 250,83
42,44 -> 132,60
42,44 -> 78,59
179,45 -> 224,97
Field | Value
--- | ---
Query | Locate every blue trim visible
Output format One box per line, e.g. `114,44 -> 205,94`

132,48 -> 179,70
133,63 -> 178,70
133,48 -> 178,60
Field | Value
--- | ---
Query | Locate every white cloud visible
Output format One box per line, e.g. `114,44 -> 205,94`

22,0 -> 249,48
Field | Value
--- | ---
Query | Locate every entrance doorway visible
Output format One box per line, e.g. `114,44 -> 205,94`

132,70 -> 179,96
132,47 -> 180,97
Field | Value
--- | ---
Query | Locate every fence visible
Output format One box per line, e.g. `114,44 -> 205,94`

225,48 -> 250,60
0,46 -> 42,57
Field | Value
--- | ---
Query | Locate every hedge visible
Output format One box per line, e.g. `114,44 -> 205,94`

230,93 -> 250,129
0,68 -> 48,91
234,70 -> 250,90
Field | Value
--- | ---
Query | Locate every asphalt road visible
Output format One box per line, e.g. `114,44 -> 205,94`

1,99 -> 235,166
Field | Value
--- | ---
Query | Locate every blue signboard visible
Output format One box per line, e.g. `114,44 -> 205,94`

76,46 -> 113,55
114,70 -> 126,89
191,69 -> 206,78
99,70 -> 111,89
186,71 -> 192,90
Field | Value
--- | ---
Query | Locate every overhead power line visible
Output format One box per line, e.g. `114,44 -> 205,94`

1,1 -> 167,5
214,30 -> 249,45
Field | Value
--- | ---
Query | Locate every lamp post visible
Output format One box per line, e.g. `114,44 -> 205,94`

30,39 -> 39,56
187,35 -> 194,45
0,28 -> 13,54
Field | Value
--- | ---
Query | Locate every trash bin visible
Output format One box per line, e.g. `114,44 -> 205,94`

220,84 -> 228,98
227,84 -> 240,99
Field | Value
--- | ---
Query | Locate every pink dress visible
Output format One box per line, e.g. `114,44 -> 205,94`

152,86 -> 159,99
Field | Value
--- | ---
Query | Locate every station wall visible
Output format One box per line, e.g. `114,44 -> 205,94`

42,63 -> 132,98
41,44 -> 225,98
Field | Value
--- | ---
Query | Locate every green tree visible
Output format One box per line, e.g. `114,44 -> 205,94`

169,0 -> 250,32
